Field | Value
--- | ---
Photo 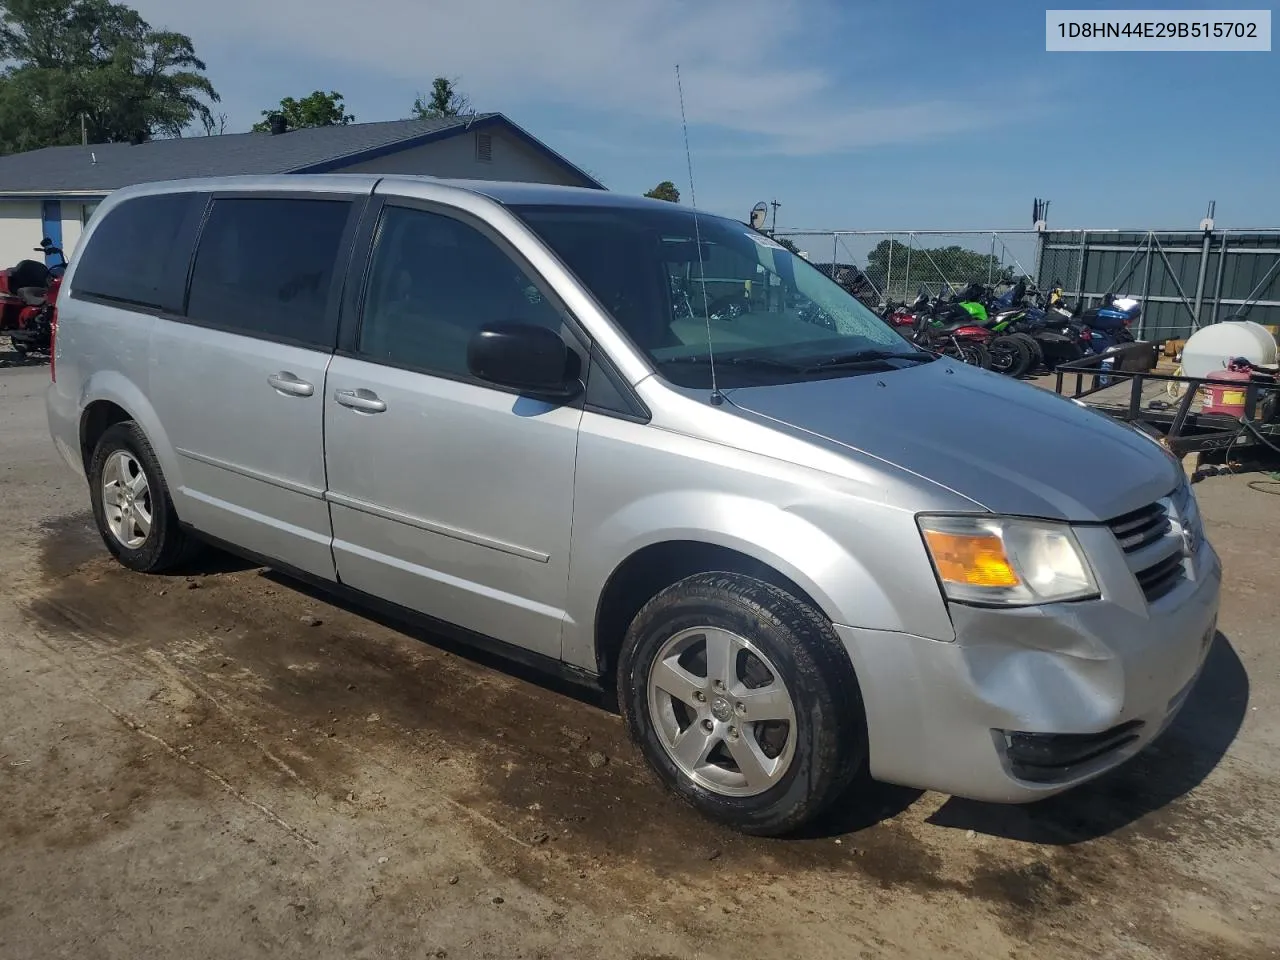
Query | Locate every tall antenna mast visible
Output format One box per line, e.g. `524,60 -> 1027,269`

676,64 -> 722,406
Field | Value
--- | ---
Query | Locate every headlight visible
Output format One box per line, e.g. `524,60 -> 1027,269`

917,514 -> 1099,606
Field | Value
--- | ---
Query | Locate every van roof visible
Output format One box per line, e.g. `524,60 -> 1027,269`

107,173 -> 689,214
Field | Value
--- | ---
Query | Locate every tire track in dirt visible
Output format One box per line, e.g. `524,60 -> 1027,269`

16,516 -> 1278,960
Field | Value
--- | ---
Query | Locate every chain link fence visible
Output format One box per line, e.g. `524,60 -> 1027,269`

775,227 -> 1280,342
774,230 -> 1040,306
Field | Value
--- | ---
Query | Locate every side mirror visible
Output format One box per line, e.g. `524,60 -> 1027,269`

467,321 -> 581,399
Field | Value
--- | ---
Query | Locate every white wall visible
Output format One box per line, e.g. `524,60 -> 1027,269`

0,199 -> 43,266
60,213 -> 83,257
340,128 -> 590,186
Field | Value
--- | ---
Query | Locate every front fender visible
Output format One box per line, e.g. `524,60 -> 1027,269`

562,488 -> 954,673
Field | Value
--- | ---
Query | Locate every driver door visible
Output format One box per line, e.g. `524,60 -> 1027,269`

322,199 -> 585,659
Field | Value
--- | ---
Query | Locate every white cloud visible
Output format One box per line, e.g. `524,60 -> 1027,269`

135,0 -> 1007,154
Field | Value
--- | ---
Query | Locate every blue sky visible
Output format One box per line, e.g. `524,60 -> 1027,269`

132,0 -> 1276,234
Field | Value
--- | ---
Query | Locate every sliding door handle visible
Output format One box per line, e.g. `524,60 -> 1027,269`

267,372 -> 314,397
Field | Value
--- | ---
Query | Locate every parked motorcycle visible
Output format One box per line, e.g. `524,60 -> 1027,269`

887,289 -> 994,368
0,237 -> 66,356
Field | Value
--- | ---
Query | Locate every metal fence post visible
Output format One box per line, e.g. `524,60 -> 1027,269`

1192,228 -> 1213,327
905,234 -> 914,295
1074,230 -> 1087,306
1211,230 -> 1229,323
886,238 -> 894,298
831,233 -> 838,280
1139,232 -> 1155,338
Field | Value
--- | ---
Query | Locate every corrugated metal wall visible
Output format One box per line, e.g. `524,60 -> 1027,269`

1036,229 -> 1280,341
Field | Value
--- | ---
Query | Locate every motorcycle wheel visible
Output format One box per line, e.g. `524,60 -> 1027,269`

945,341 -> 991,368
989,336 -> 1033,378
1010,332 -> 1043,370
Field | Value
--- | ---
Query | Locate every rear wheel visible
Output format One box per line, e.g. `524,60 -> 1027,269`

945,340 -> 991,368
618,572 -> 865,836
989,335 -> 1034,377
88,421 -> 202,573
1010,332 -> 1044,370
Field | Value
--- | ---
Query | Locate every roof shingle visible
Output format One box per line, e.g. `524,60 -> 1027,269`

0,113 -> 599,194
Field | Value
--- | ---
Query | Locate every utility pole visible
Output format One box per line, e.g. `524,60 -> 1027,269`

769,199 -> 782,236
81,113 -> 87,146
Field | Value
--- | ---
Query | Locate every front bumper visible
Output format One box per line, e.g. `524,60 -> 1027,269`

834,538 -> 1221,803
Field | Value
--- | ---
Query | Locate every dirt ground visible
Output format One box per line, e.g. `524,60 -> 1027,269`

2,355 -> 1278,960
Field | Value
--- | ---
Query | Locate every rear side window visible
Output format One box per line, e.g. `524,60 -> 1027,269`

71,193 -> 201,312
186,197 -> 352,348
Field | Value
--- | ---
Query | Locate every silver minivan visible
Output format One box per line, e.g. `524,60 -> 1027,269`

47,175 -> 1221,835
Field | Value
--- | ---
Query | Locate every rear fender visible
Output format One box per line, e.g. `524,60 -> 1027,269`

78,370 -> 186,510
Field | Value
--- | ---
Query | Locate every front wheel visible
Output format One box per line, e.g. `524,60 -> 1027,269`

618,573 -> 865,836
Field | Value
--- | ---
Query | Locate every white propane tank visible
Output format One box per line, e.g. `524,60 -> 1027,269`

1180,320 -> 1278,379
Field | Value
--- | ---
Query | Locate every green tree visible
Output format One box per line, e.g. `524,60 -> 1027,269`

411,76 -> 470,119
253,90 -> 353,132
0,0 -> 219,153
864,238 -> 1012,295
644,180 -> 680,203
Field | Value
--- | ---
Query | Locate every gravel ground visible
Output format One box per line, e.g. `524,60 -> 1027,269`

1,356 -> 1277,960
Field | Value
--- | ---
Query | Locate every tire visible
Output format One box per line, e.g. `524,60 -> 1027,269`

1010,332 -> 1043,370
88,420 -> 202,573
989,335 -> 1034,378
618,572 -> 865,837
946,340 -> 991,368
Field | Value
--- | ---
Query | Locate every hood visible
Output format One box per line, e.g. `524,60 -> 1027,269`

722,360 -> 1180,523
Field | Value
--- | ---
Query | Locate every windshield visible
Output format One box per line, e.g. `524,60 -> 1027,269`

511,204 -> 922,388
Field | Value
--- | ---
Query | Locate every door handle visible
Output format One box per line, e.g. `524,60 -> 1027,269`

334,388 -> 387,414
267,372 -> 314,397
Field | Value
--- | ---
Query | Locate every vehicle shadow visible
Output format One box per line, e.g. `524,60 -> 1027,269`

0,342 -> 47,368
795,776 -> 925,839
925,630 -> 1248,845
257,569 -> 611,712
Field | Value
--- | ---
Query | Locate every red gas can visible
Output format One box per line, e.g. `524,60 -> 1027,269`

1201,360 -> 1253,417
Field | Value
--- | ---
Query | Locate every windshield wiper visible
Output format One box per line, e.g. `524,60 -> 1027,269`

802,349 -> 936,373
661,355 -> 806,372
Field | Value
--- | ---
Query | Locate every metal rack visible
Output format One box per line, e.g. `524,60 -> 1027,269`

1053,343 -> 1280,458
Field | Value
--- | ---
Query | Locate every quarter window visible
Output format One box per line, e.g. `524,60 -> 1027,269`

186,197 -> 351,348
358,206 -> 564,378
71,193 -> 200,312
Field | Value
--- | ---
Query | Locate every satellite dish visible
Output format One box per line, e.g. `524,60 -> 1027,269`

749,202 -> 768,231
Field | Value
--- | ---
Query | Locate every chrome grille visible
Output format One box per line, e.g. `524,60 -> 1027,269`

1134,551 -> 1184,602
1107,496 -> 1187,603
1107,501 -> 1172,553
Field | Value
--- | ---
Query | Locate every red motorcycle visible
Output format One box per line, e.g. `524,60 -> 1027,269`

0,238 -> 65,356
886,293 -> 994,368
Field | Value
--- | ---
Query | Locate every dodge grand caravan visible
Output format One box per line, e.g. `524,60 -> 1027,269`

47,175 -> 1221,835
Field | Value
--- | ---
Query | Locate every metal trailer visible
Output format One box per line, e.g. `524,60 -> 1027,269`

1053,343 -> 1280,459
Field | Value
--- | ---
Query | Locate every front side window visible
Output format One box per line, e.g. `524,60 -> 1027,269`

186,196 -> 351,347
357,205 -> 564,378
513,204 -> 921,388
